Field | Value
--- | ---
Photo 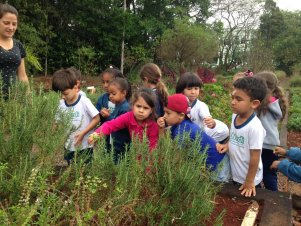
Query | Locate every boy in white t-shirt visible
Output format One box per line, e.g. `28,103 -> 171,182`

216,77 -> 267,197
52,68 -> 100,164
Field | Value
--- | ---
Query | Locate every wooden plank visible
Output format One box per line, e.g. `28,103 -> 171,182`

241,200 -> 259,226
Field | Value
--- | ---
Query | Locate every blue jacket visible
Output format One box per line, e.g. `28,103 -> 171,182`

170,119 -> 225,171
107,100 -> 131,159
278,147 -> 301,183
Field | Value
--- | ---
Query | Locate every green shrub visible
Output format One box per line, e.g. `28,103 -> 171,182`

290,76 -> 301,87
0,85 -> 222,224
288,87 -> 301,131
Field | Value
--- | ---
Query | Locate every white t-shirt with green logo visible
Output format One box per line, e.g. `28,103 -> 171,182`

228,113 -> 266,185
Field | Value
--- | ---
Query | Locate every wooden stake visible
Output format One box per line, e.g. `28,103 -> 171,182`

241,200 -> 259,226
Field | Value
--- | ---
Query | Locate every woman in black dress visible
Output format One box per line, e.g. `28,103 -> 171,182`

0,3 -> 29,99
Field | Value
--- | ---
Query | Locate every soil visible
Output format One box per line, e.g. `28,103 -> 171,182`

206,194 -> 263,226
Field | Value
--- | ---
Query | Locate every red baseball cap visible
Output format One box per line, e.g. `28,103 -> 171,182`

166,94 -> 189,114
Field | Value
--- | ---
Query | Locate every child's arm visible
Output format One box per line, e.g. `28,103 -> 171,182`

240,149 -> 261,197
276,159 -> 301,183
74,115 -> 100,146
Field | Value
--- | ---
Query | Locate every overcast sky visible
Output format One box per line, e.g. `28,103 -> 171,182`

276,0 -> 301,11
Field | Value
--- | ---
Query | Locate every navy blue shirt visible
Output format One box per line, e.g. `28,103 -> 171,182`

106,100 -> 131,162
170,119 -> 225,171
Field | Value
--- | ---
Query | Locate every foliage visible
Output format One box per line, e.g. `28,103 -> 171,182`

202,81 -> 232,125
288,87 -> 301,131
289,76 -> 301,88
0,85 -> 222,224
157,18 -> 218,70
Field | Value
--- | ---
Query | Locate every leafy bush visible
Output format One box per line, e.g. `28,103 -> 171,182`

202,82 -> 232,125
290,76 -> 301,87
288,87 -> 301,131
0,85 -> 222,224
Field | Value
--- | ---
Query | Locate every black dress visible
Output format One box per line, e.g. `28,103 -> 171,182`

0,39 -> 26,96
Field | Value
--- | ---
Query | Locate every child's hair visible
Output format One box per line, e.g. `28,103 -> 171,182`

131,88 -> 156,120
68,67 -> 82,81
254,71 -> 287,120
100,67 -> 124,79
109,77 -> 132,100
175,72 -> 203,93
233,72 -> 245,83
0,3 -> 18,18
139,63 -> 169,106
52,68 -> 77,92
233,76 -> 267,102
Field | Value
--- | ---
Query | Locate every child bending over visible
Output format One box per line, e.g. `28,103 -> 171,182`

157,94 -> 229,181
52,68 -> 100,164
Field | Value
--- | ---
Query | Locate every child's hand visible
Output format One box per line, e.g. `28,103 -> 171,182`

74,132 -> 85,147
270,160 -> 280,170
274,147 -> 286,156
157,117 -> 165,128
216,143 -> 228,153
239,181 -> 256,197
88,132 -> 100,145
100,108 -> 110,118
204,117 -> 216,129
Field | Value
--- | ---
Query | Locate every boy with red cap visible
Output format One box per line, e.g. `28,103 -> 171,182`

157,94 -> 229,180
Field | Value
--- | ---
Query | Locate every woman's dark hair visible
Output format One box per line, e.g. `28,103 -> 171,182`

0,3 -> 18,19
131,88 -> 156,120
109,77 -> 132,100
175,72 -> 203,93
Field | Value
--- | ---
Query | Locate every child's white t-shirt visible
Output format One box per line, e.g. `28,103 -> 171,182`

228,113 -> 266,185
190,99 -> 229,142
58,95 -> 99,151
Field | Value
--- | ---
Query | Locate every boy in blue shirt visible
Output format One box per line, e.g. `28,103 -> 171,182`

157,94 -> 229,180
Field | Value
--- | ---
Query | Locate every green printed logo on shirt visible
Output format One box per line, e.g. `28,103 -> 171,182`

230,132 -> 245,147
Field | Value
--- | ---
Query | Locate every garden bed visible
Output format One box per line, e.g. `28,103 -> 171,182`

217,183 -> 292,226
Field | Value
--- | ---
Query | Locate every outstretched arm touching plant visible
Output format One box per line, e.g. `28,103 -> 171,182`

75,115 -> 100,146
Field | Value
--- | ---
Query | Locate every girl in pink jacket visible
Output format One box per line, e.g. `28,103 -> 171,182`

89,88 -> 159,151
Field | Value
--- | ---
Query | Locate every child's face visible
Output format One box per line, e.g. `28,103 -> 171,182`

61,87 -> 78,105
183,87 -> 200,102
231,88 -> 259,117
108,84 -> 126,104
132,97 -> 152,123
101,73 -> 113,92
163,108 -> 184,126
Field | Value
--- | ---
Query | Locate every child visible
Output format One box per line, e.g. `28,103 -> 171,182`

175,72 -> 229,144
95,67 -> 124,118
69,67 -> 86,97
157,94 -> 229,181
254,71 -> 287,191
271,146 -> 301,183
139,63 -> 169,118
217,77 -> 267,197
104,77 -> 131,163
89,88 -> 159,151
52,68 -> 100,164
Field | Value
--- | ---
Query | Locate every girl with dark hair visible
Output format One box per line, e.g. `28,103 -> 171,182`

89,88 -> 159,152
139,63 -> 169,118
